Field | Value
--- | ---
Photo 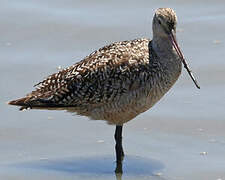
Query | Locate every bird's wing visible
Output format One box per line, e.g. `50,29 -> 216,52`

9,38 -> 151,108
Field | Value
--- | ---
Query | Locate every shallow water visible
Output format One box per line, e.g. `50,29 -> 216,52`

1,0 -> 225,180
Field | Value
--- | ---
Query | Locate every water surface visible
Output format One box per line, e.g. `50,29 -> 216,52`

1,0 -> 225,180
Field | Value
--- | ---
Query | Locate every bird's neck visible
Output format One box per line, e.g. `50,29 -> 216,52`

151,35 -> 182,80
152,36 -> 175,58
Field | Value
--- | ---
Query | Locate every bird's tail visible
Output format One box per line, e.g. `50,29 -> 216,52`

8,97 -> 34,110
8,96 -> 68,111
8,97 -> 29,106
8,96 -> 53,110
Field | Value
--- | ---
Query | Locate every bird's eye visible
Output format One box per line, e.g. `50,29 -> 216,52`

158,19 -> 162,25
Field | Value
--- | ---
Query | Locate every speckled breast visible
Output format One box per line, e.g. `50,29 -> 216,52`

88,58 -> 182,125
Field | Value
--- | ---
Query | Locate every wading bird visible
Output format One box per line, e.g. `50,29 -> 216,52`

8,8 -> 200,173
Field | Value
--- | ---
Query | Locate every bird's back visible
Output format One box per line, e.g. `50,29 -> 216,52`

9,38 -> 181,124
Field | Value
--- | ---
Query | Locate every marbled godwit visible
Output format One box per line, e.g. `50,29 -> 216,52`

8,8 -> 200,173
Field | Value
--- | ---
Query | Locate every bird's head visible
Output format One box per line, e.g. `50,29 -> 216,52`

152,8 -> 200,89
153,8 -> 177,38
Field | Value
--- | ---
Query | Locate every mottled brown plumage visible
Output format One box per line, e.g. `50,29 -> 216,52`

9,8 -> 199,172
9,37 -> 181,124
8,8 -> 185,126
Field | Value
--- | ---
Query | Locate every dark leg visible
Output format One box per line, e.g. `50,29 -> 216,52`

114,125 -> 124,173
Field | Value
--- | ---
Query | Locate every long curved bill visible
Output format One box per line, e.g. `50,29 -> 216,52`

169,32 -> 200,89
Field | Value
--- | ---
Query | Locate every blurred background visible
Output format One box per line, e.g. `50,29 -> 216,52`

1,0 -> 225,180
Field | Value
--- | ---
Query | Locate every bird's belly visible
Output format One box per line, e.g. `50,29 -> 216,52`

72,64 -> 181,125
88,85 -> 167,125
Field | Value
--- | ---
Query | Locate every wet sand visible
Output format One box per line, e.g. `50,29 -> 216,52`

1,0 -> 225,179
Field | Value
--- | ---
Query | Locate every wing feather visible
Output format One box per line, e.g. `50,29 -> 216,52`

9,38 -> 151,108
